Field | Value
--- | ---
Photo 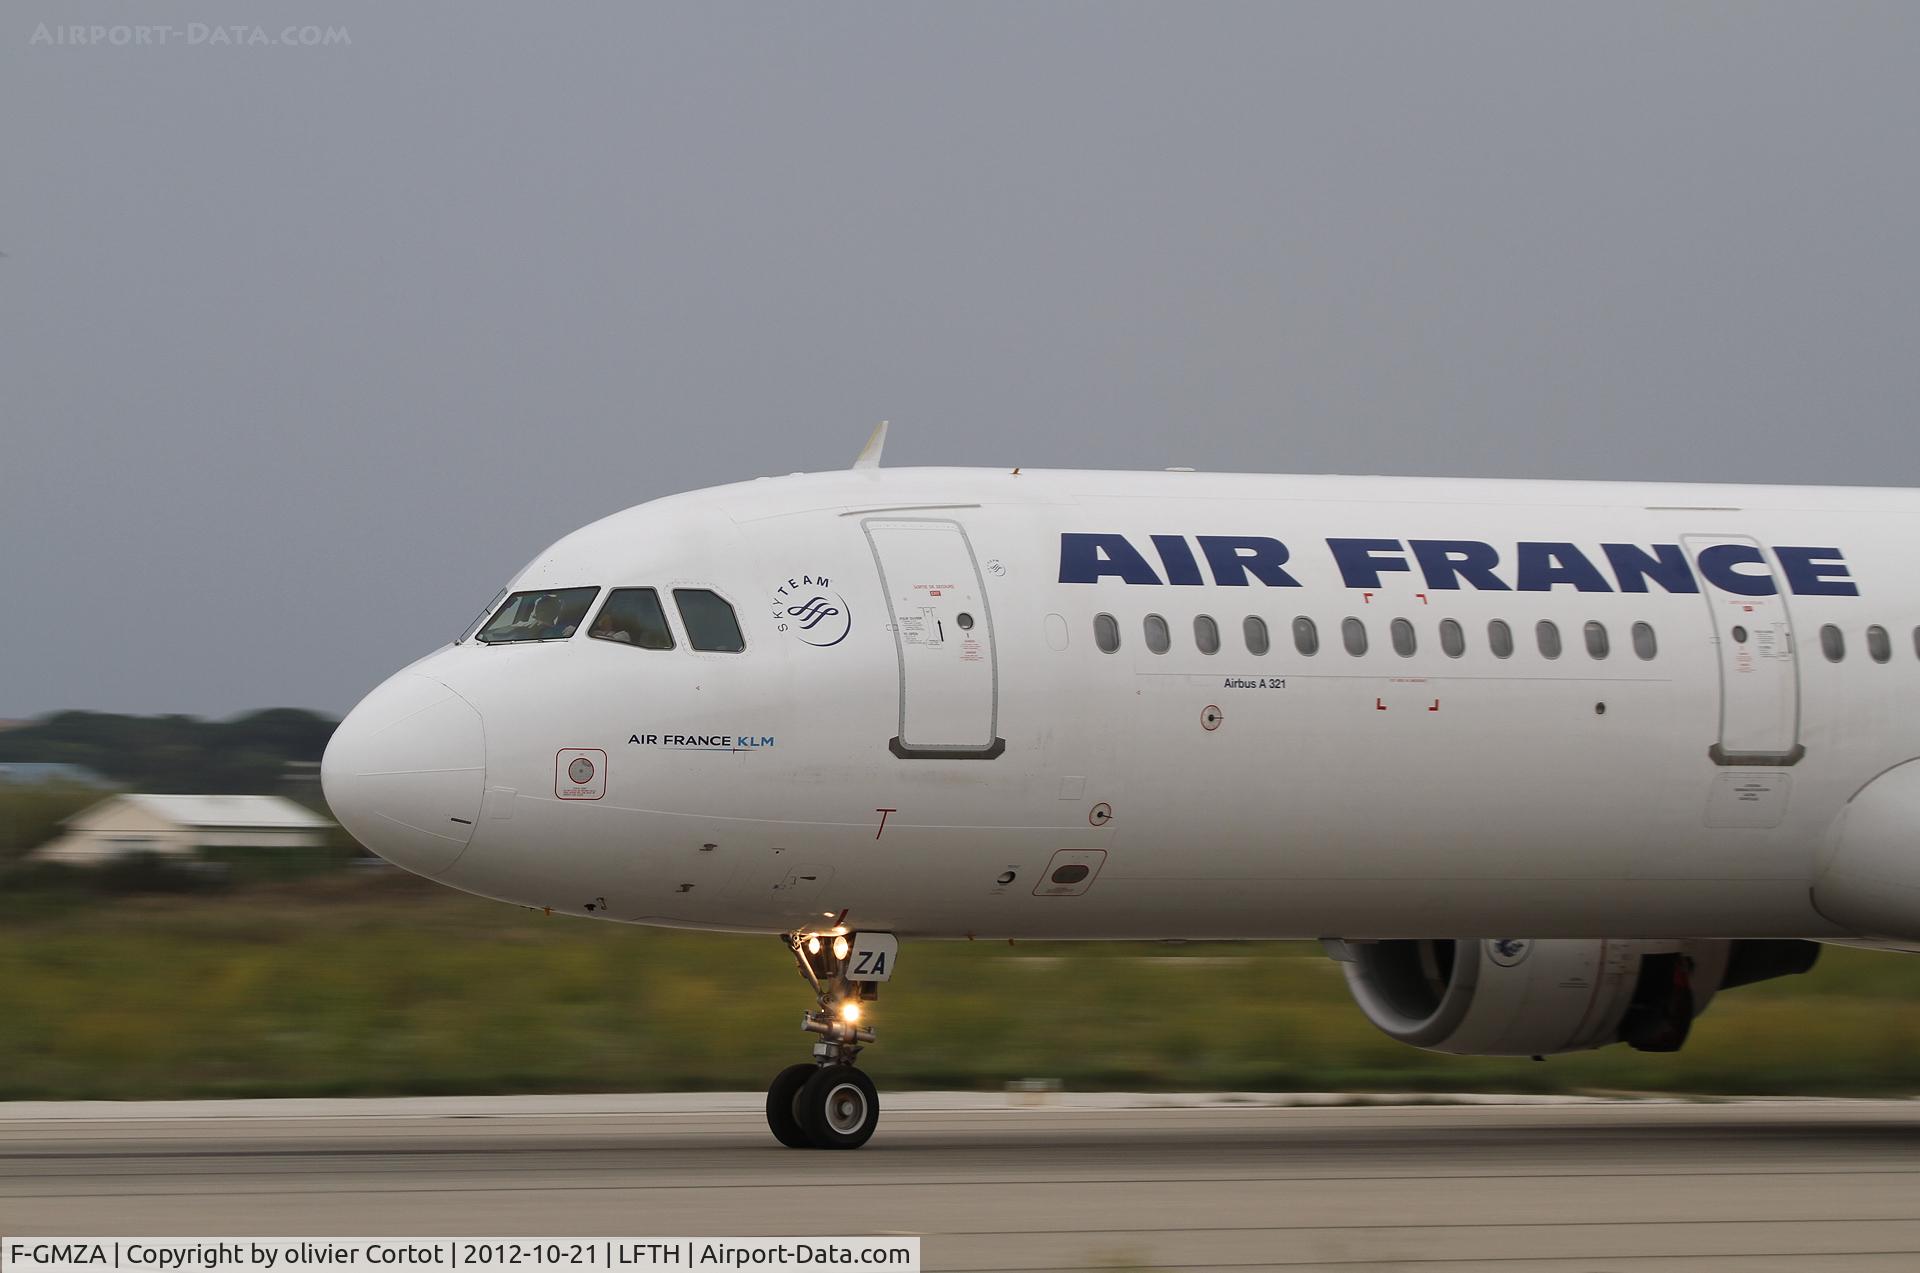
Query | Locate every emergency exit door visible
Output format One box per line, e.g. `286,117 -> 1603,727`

1683,534 -> 1804,766
864,518 -> 1004,759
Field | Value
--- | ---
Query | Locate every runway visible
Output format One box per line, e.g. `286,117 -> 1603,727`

5,1093 -> 1920,1271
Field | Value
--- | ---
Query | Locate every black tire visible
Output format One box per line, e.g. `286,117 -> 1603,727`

796,1064 -> 879,1150
766,1063 -> 817,1148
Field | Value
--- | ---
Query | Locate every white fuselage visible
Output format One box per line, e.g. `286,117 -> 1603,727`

321,467 -> 1920,942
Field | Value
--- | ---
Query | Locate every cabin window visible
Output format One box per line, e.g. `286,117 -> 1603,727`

1093,613 -> 1121,653
590,588 -> 674,649
1536,620 -> 1562,659
1914,626 -> 1920,662
1632,621 -> 1658,660
1243,616 -> 1270,656
1194,615 -> 1221,655
1144,614 -> 1171,654
1390,617 -> 1416,657
1438,618 -> 1465,658
1821,623 -> 1845,663
1342,616 -> 1368,657
1488,619 -> 1514,659
1868,625 -> 1891,664
475,587 -> 599,644
672,589 -> 745,652
1584,621 -> 1610,660
1293,616 -> 1319,656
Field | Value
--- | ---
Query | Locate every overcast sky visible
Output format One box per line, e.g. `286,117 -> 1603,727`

4,2 -> 1918,720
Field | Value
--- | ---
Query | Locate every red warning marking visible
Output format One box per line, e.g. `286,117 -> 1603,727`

1429,699 -> 1441,712
1415,593 -> 1429,605
874,808 -> 897,839
1362,591 -> 1375,604
1375,698 -> 1388,711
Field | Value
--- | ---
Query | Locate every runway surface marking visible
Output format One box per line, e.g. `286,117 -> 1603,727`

5,1097 -> 1919,1271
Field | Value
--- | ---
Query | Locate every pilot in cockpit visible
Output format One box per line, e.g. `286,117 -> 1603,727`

529,594 -> 573,639
590,606 -> 633,643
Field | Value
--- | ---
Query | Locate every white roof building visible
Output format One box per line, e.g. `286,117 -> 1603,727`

32,794 -> 333,865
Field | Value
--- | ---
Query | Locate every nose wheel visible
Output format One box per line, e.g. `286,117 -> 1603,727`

764,1063 -> 817,1149
767,932 -> 885,1149
798,1065 -> 878,1149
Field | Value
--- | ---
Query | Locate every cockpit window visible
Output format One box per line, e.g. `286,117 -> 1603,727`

673,588 -> 746,652
475,587 -> 599,644
590,588 -> 674,649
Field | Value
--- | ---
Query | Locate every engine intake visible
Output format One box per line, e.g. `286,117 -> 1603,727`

1340,938 -> 1817,1058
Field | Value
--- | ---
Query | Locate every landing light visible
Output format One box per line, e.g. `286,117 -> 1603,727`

806,936 -> 822,955
839,1001 -> 862,1024
832,935 -> 851,961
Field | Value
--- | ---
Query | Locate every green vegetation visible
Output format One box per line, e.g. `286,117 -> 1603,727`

0,784 -> 105,867
0,708 -> 335,794
1,874 -> 1917,1101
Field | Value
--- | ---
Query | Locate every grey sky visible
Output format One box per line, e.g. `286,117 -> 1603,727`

4,3 -> 1918,719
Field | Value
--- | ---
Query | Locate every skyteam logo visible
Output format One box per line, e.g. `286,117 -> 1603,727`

770,573 -> 853,647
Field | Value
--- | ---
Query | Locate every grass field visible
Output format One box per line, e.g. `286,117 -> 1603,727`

2,871 -> 1917,1101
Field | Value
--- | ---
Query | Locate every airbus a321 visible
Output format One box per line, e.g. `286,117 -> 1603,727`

322,427 -> 1920,1149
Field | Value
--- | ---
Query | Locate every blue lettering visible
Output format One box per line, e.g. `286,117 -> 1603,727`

1695,543 -> 1777,596
1775,546 -> 1858,597
1327,538 -> 1411,589
1059,533 -> 1161,585
1197,535 -> 1301,587
1061,531 -> 1858,598
1515,542 -> 1612,593
1602,543 -> 1699,594
1150,534 -> 1205,585
1410,540 -> 1509,591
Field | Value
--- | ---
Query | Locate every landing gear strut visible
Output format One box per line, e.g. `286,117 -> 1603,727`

766,932 -> 883,1149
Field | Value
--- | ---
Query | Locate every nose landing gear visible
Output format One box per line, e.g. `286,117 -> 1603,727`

766,932 -> 886,1149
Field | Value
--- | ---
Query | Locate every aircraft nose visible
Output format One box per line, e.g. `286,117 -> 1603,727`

322,672 -> 486,878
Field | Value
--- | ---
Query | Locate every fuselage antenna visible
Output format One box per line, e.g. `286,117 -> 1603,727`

852,421 -> 889,470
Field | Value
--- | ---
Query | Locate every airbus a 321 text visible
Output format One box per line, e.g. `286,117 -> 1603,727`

323,427 -> 1920,1149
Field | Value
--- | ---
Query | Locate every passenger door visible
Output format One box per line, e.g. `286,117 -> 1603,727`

1683,534 -> 1803,765
863,518 -> 1004,759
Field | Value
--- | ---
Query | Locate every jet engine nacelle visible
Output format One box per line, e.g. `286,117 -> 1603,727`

1338,937 -> 1818,1058
1813,757 -> 1920,942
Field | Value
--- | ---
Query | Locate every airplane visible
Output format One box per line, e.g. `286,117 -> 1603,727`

322,423 -> 1920,1149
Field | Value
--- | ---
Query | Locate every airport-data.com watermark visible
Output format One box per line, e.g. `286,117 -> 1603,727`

30,22 -> 350,47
